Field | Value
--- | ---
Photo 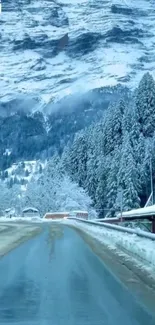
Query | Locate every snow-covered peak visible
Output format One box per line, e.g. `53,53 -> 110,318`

1,0 -> 155,104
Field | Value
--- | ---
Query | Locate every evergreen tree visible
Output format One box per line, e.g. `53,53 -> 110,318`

86,153 -> 98,204
91,121 -> 105,157
21,162 -> 25,169
68,134 -> 80,182
39,164 -> 43,174
8,177 -> 14,188
140,139 -> 153,204
60,144 -> 71,174
95,156 -> 109,217
25,169 -> 30,177
4,171 -> 8,179
76,132 -> 88,188
103,105 -> 114,155
13,176 -> 19,185
135,72 -> 155,137
106,148 -> 120,216
1,171 -> 5,180
103,99 -> 125,155
20,178 -> 26,185
67,131 -> 88,186
122,105 -> 133,134
118,132 -> 140,210
112,99 -> 125,147
130,104 -> 141,149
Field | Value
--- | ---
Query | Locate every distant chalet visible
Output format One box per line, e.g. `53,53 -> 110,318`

22,207 -> 40,217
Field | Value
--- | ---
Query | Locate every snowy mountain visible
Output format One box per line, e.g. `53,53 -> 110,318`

1,72 -> 155,218
1,0 -> 155,106
1,0 -> 154,167
1,1 -> 155,217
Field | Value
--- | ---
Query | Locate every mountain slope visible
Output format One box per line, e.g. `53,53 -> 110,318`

0,85 -> 130,170
1,0 -> 155,103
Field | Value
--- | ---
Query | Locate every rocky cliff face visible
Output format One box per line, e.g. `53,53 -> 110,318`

1,0 -> 154,104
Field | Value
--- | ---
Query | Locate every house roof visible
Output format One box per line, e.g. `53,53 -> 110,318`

45,212 -> 69,215
22,207 -> 39,213
71,210 -> 88,214
5,208 -> 12,212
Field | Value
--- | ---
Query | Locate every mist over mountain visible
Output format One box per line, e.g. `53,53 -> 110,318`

0,84 -> 130,170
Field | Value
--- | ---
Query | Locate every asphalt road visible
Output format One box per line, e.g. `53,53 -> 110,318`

0,224 -> 154,325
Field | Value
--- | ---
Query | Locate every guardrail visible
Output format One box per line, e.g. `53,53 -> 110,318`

67,217 -> 155,241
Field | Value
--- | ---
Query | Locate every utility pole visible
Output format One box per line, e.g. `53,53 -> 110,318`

118,188 -> 123,222
120,188 -> 123,222
150,157 -> 153,205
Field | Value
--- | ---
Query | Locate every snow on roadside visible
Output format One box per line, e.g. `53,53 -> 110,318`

63,219 -> 155,274
0,222 -> 41,257
0,216 -> 43,223
0,216 -> 63,223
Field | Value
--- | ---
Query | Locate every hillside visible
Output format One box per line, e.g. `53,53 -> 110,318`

0,85 -> 130,171
1,72 -> 155,218
1,1 -> 155,217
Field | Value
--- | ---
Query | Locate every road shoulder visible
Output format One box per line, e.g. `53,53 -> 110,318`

66,223 -> 155,317
0,222 -> 41,258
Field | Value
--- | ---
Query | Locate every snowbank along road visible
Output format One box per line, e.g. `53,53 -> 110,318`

0,222 -> 155,325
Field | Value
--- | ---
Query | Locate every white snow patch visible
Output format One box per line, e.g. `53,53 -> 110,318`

0,216 -> 43,223
117,204 -> 155,218
5,160 -> 47,186
3,149 -> 12,156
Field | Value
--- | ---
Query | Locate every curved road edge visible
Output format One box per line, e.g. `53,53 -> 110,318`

62,220 -> 155,317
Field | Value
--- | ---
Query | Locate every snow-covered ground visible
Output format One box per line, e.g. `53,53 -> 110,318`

63,219 -> 155,275
4,160 -> 47,188
6,160 -> 45,176
1,0 -> 155,104
0,216 -> 62,223
0,216 -> 42,222
0,222 -> 41,256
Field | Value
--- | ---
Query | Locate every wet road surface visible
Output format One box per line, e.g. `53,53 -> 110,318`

0,225 -> 154,325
